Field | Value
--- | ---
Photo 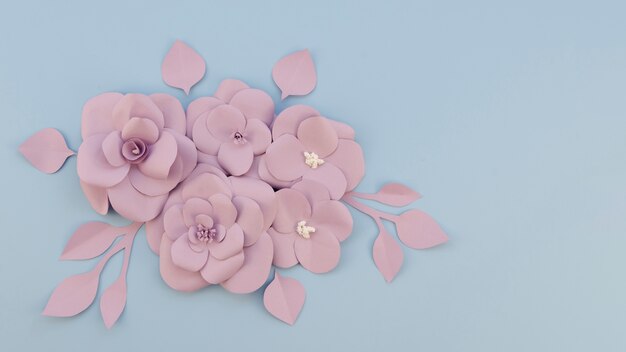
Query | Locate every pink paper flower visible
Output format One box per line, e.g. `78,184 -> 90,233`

263,105 -> 365,199
186,79 -> 274,176
77,93 -> 197,222
268,180 -> 353,273
153,163 -> 276,293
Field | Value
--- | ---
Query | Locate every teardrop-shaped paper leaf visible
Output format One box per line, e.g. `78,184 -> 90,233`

60,222 -> 122,260
19,128 -> 74,174
263,272 -> 305,325
353,183 -> 422,207
161,40 -> 206,95
42,269 -> 100,317
373,229 -> 404,283
272,49 -> 317,100
100,276 -> 127,329
395,209 -> 448,249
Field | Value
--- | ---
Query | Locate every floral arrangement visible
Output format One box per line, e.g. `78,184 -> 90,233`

19,41 -> 448,328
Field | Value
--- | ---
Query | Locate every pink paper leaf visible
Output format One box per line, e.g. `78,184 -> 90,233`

263,272 -> 305,325
272,49 -> 317,100
60,222 -> 122,260
19,128 -> 74,174
100,276 -> 127,329
353,183 -> 422,207
395,209 -> 448,249
373,229 -> 404,283
42,269 -> 100,317
161,40 -> 206,95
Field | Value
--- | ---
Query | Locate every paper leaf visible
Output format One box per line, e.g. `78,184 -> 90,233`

60,222 -> 122,260
100,276 -> 127,329
373,229 -> 404,283
395,209 -> 448,249
353,183 -> 422,207
161,40 -> 206,95
19,128 -> 74,174
272,49 -> 317,100
42,270 -> 100,317
263,272 -> 305,325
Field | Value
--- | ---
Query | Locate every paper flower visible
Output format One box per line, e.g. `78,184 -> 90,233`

77,93 -> 197,222
186,79 -> 273,176
263,105 -> 365,199
154,163 -> 276,293
268,180 -> 353,273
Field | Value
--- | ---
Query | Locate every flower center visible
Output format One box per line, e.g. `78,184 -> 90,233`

196,224 -> 219,243
121,138 -> 147,163
304,152 -> 324,169
296,220 -> 316,239
233,131 -> 245,144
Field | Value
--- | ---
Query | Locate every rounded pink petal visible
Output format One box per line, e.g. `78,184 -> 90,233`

291,179 -> 331,204
121,117 -> 160,144
208,193 -> 237,228
80,180 -> 109,215
107,177 -> 168,222
229,88 -> 275,126
182,173 -> 232,201
229,175 -> 278,231
206,104 -> 246,142
186,97 -> 223,137
129,157 -> 183,196
137,131 -> 178,179
232,196 -> 264,246
327,119 -> 355,140
182,198 -> 213,227
168,130 -> 198,179
325,139 -> 365,191
200,251 -> 245,284
273,189 -> 311,234
101,131 -> 126,167
171,235 -> 209,272
197,152 -> 224,171
310,200 -> 353,242
217,142 -> 254,176
208,223 -> 244,260
221,232 -> 273,294
272,105 -> 319,139
147,188 -> 183,253
77,134 -> 130,188
214,79 -> 249,103
192,112 -> 222,155
297,116 -> 338,158
294,227 -> 341,273
257,155 -> 297,189
302,163 -> 347,200
112,94 -> 165,131
160,236 -> 210,292
264,135 -> 307,182
244,119 -> 271,155
150,93 -> 186,135
267,228 -> 297,268
81,92 -> 123,139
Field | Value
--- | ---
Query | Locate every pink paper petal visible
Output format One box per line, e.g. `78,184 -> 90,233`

168,130 -> 198,179
272,49 -> 317,100
294,227 -> 341,274
373,229 -> 404,283
257,155 -> 297,189
107,177 -> 168,222
150,93 -> 186,135
206,104 -> 247,142
145,212 -> 166,254
214,79 -> 249,103
297,116 -> 338,158
217,141 -> 254,176
272,104 -> 319,139
161,40 -> 206,95
129,156 -> 183,197
182,173 -> 232,201
263,272 -> 306,325
221,232 -> 273,293
325,139 -> 365,191
310,200 -> 353,242
137,131 -> 178,180
77,134 -> 130,188
100,275 -> 126,329
200,251 -> 245,284
229,175 -> 278,231
112,94 -> 164,131
182,198 -> 213,227
208,193 -> 237,228
274,189 -> 312,234
232,196 -> 264,246
291,179 -> 331,204
81,92 -> 123,139
164,204 -> 188,241
229,88 -> 275,126
159,236 -> 210,292
327,119 -> 355,140
80,181 -> 109,215
267,228 -> 297,268
60,222 -> 122,260
19,128 -> 74,174
208,224 -> 244,260
264,135 -> 307,182
121,117 -> 160,144
101,131 -> 126,167
186,97 -> 223,137
42,269 -> 99,317
171,235 -> 209,272
192,113 -> 222,155
395,209 -> 448,249
302,163 -> 347,200
244,119 -> 272,155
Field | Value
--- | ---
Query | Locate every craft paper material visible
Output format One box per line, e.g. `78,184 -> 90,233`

21,40 -> 448,328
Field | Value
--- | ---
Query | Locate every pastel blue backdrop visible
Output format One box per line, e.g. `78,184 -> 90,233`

1,1 -> 625,351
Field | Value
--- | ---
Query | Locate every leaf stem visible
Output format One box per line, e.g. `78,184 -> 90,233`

343,194 -> 393,233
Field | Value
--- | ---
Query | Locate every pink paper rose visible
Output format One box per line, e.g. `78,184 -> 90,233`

268,180 -> 353,273
186,79 -> 273,176
151,163 -> 276,293
262,105 -> 365,199
77,93 -> 197,222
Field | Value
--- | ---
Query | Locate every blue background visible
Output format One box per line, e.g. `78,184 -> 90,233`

1,1 -> 625,351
